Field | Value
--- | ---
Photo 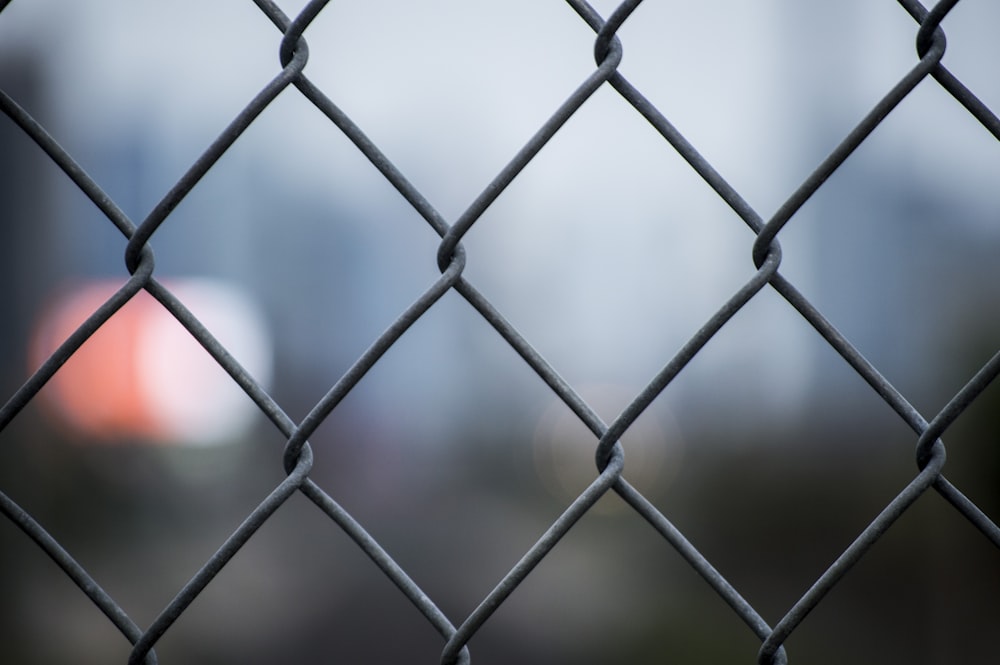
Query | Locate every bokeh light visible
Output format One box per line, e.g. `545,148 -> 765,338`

532,383 -> 684,509
30,278 -> 272,446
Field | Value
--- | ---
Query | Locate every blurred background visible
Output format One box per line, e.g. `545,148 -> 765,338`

1,0 -> 999,662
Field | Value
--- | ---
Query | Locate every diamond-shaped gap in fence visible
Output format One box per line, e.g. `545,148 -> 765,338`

28,280 -> 273,445
776,127 -> 1000,416
779,486 -> 1000,664
0,454 -> 140,664
656,294 -> 1000,660
0,430 -> 282,663
458,85 -> 768,396
466,381 -> 767,662
289,281 -> 558,519
588,0 -> 788,174
33,0 -> 281,154
855,63 -> 1000,227
0,550 -> 133,663
279,288 -> 485,483
466,508 -> 756,663
599,278 -> 933,606
0,422 -> 350,664
125,87 -> 454,419
476,483 -> 775,663
278,0 -> 605,220
119,478 -> 447,664
584,0 -> 909,214
673,435 -> 913,618
744,0 -> 921,184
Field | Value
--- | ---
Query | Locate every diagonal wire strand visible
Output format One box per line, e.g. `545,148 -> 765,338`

0,0 -> 998,663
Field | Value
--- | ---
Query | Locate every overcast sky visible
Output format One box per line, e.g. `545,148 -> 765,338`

2,0 -> 998,437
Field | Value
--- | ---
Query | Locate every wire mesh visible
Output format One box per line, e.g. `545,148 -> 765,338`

1,0 -> 999,663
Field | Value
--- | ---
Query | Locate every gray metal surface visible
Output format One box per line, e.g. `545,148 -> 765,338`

1,1 -> 998,663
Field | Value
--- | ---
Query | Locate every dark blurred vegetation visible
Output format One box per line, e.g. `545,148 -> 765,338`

1,375 -> 998,664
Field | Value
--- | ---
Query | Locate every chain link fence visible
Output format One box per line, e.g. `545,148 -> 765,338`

1,0 -> 999,663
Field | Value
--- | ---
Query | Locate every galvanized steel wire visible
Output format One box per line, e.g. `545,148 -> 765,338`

1,0 -> 999,663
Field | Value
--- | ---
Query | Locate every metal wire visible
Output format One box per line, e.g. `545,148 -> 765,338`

1,1 -> 998,663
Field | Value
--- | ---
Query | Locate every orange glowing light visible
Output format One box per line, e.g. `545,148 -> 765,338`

30,279 -> 272,445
